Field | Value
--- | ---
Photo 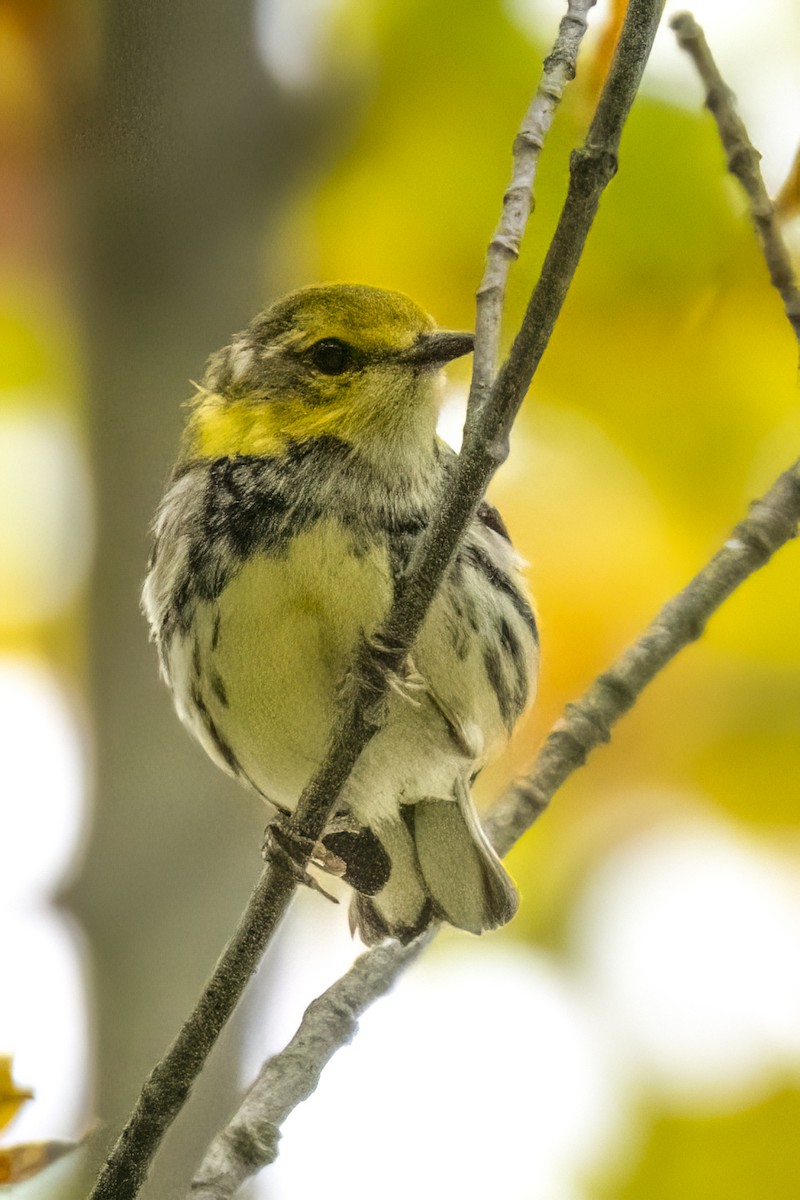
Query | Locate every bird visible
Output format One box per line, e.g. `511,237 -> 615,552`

142,283 -> 538,945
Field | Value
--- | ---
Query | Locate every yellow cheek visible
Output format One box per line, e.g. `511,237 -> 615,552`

185,368 -> 430,461
188,396 -> 352,459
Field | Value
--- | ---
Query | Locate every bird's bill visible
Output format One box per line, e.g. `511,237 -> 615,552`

398,330 -> 475,369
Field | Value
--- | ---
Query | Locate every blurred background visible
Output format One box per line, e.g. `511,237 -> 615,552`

1,0 -> 800,1196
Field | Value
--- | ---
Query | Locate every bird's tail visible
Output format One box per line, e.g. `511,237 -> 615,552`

345,779 -> 518,946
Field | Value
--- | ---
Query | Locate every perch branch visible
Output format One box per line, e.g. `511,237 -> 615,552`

467,0 -> 596,427
670,11 -> 800,351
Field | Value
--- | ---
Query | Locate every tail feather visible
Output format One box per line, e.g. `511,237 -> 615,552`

350,891 -> 434,946
348,781 -> 518,945
414,795 -> 518,934
348,813 -> 430,945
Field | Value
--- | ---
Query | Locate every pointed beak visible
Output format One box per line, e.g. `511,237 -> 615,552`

397,330 -> 474,370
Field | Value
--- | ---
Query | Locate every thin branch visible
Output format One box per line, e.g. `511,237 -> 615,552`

196,456 -> 800,1197
473,0 -> 665,469
385,0 -> 665,647
189,935 -> 433,1199
89,2 -> 665,1196
670,11 -> 800,351
467,0 -> 597,427
88,863 -> 298,1200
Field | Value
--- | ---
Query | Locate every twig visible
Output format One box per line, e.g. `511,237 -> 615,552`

466,0 -> 597,427
88,2 -> 664,1196
385,0 -> 664,647
472,0 -> 664,469
670,11 -> 800,351
88,862 -> 298,1200
195,455 -> 800,1198
188,935 -> 433,1199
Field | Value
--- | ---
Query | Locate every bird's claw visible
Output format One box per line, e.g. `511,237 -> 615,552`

262,817 -> 340,904
361,633 -> 425,705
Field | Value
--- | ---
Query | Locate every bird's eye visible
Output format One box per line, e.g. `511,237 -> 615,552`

309,338 -> 351,375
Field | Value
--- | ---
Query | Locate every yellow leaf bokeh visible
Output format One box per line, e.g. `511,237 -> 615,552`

0,1056 -> 32,1134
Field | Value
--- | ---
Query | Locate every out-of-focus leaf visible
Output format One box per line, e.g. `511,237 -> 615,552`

775,143 -> 800,219
0,1139 -> 77,1185
581,0 -> 628,107
290,0 -> 543,324
598,1089 -> 800,1199
0,1059 -> 32,1134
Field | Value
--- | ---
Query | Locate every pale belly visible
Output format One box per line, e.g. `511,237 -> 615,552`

168,519 -> 517,825
170,521 -> 390,802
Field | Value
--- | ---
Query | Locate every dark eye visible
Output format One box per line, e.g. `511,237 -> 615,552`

309,338 -> 351,375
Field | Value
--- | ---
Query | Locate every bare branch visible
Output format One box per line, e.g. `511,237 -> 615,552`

475,0 -> 665,468
89,2 -> 665,1196
199,456 -> 800,1197
189,935 -> 432,1199
671,11 -> 800,350
467,0 -> 596,426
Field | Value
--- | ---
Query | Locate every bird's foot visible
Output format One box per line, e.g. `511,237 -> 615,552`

356,631 -> 426,708
262,815 -> 341,904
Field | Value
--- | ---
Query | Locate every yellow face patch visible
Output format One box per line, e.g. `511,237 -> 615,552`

188,393 -> 352,459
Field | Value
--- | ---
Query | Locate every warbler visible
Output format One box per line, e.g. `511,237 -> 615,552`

142,283 -> 538,944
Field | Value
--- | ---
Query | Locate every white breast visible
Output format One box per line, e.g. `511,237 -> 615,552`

169,519 -> 394,807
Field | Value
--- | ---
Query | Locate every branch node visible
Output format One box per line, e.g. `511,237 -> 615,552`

513,130 -> 545,154
230,1122 -> 281,1171
595,668 -> 638,716
571,144 -> 619,191
554,700 -> 611,757
490,233 -> 522,259
542,51 -> 578,80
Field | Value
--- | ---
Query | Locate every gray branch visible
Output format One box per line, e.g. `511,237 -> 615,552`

671,11 -> 800,350
188,935 -> 433,1199
467,0 -> 596,427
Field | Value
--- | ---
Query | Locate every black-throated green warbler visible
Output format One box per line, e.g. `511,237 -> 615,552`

142,284 -> 538,944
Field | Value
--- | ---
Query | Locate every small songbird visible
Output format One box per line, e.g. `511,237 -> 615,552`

142,284 -> 538,944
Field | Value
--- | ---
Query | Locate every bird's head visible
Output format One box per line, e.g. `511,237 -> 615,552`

183,284 -> 473,462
